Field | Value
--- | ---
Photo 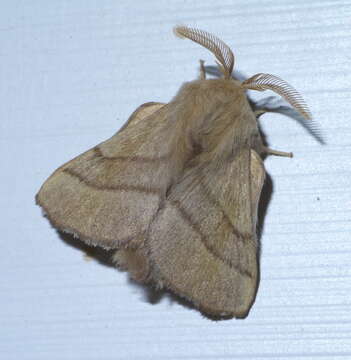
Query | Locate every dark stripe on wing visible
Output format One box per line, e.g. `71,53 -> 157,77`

169,199 -> 254,279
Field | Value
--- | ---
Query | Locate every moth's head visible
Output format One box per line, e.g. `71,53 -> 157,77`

174,25 -> 312,121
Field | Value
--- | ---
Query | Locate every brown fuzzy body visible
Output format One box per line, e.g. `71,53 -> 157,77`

37,26 -> 310,319
171,79 -> 263,160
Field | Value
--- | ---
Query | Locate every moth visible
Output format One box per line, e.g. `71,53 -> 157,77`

36,26 -> 312,318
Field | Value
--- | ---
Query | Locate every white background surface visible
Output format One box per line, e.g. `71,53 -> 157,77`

1,1 -> 351,359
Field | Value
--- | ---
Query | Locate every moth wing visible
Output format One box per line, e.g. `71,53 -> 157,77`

118,102 -> 165,131
36,102 -> 188,249
147,148 -> 265,318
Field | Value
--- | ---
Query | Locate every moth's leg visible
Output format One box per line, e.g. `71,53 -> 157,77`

83,253 -> 93,261
254,109 -> 266,118
255,108 -> 292,157
199,59 -> 206,80
263,146 -> 293,158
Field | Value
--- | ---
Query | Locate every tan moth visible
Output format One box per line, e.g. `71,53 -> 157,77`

36,26 -> 312,318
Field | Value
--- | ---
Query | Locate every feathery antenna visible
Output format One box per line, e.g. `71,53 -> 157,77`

174,26 -> 234,79
242,73 -> 312,120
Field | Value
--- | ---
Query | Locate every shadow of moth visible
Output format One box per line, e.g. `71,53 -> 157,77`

36,26 -> 312,318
